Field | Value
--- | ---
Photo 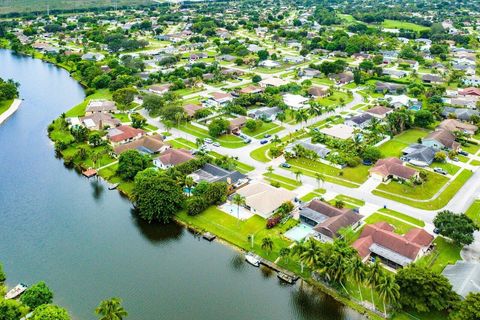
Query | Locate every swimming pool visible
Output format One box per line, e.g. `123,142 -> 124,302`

409,105 -> 421,111
220,203 -> 253,220
284,224 -> 313,241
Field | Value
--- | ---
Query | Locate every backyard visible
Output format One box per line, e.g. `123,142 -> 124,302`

378,128 -> 430,157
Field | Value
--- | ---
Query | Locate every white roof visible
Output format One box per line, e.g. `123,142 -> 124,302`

259,59 -> 280,68
385,94 -> 417,107
320,124 -> 354,140
283,94 -> 309,109
83,118 -> 96,128
236,182 -> 296,218
259,77 -> 288,87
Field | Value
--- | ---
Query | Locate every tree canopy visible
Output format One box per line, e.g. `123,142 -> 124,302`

20,281 -> 54,310
434,210 -> 478,246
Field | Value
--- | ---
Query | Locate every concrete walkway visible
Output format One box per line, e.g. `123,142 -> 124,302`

0,98 -> 22,125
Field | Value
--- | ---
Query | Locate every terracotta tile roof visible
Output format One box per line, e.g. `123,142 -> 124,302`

239,85 -> 263,94
113,134 -> 166,155
156,148 -> 194,166
370,158 -> 418,180
404,228 -> 434,247
438,119 -> 477,134
366,105 -> 392,116
308,86 -> 328,97
107,125 -> 145,143
460,87 -> 480,96
182,104 -> 204,117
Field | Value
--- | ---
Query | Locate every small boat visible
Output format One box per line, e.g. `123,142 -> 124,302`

108,183 -> 119,190
202,232 -> 216,241
277,272 -> 295,284
245,252 -> 261,267
5,283 -> 28,299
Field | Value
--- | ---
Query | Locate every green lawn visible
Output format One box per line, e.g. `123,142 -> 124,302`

466,200 -> 480,226
432,162 -> 460,175
168,138 -> 197,149
65,89 -> 111,117
364,213 -> 416,235
381,19 -> 430,32
378,129 -> 430,157
0,99 -> 13,116
376,171 -> 449,201
242,122 -> 285,139
315,91 -> 353,107
263,172 -> 302,190
415,237 -> 462,273
300,189 -> 327,202
378,208 -> 425,227
176,122 -> 245,148
209,151 -> 254,174
373,170 -> 473,210
176,206 -> 293,260
462,142 -> 480,154
250,144 -> 272,162
334,195 -> 365,207
112,113 -> 130,123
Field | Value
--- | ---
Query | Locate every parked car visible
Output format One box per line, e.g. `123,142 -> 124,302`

433,228 -> 440,234
260,139 -> 268,144
264,134 -> 271,138
212,142 -> 220,147
243,139 -> 251,144
280,163 -> 291,168
204,138 -> 213,144
433,167 -> 447,175
459,150 -> 469,156
453,157 -> 459,162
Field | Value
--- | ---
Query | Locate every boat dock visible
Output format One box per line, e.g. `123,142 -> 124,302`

259,259 -> 299,284
202,232 -> 216,241
82,168 -> 97,178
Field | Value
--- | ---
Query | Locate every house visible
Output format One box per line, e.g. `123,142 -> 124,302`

370,158 -> 419,182
107,125 -> 145,145
459,87 -> 480,97
259,77 -> 288,88
85,100 -> 117,115
320,124 -> 355,140
80,113 -> 120,130
441,107 -> 479,121
398,59 -> 419,69
238,85 -> 263,95
190,163 -> 247,187
283,56 -> 305,64
463,76 -> 480,87
308,86 -> 329,98
401,144 -> 437,167
248,107 -> 281,121
149,84 -> 171,95
285,140 -> 330,158
229,116 -> 247,133
382,69 -> 407,79
423,129 -> 460,151
182,104 -> 204,118
299,68 -> 321,78
113,134 -> 169,155
247,44 -> 264,53
443,261 -> 480,298
283,93 -> 309,110
259,59 -> 281,68
330,72 -> 354,85
353,222 -> 434,269
210,92 -> 234,105
448,98 -> 477,109
365,106 -> 393,119
81,52 -> 105,61
153,148 -> 194,169
300,200 -> 363,242
219,54 -> 236,62
422,74 -> 444,84
438,119 -> 478,135
375,82 -> 406,94
385,94 -> 417,108
345,113 -> 373,129
235,182 -> 297,218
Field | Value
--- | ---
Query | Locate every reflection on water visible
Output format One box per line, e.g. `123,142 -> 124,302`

130,210 -> 184,244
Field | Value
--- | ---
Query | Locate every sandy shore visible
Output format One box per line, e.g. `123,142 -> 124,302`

0,98 -> 22,125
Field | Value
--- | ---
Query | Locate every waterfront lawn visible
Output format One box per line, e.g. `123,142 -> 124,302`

466,200 -> 480,226
372,170 -> 472,210
375,171 -> 448,200
415,237 -> 462,273
65,89 -> 112,117
364,213 -> 415,235
378,129 -> 429,157
263,172 -> 301,190
378,208 -> 425,227
98,163 -> 134,197
0,99 -> 13,116
176,206 -> 293,260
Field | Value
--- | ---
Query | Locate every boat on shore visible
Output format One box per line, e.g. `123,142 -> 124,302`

245,252 -> 261,267
5,283 -> 28,299
277,272 -> 296,284
108,183 -> 119,190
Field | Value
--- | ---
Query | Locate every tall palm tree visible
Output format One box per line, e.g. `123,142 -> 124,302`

95,297 -> 128,320
294,170 -> 303,182
279,247 -> 291,263
296,238 -> 321,269
276,112 -> 286,125
232,194 -> 246,221
195,137 -> 204,148
314,173 -> 325,189
367,260 -> 384,311
377,273 -> 400,318
348,257 -> 367,302
261,237 -> 274,255
294,109 -> 309,126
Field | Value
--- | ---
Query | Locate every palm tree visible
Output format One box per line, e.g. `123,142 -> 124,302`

279,247 -> 291,263
294,170 -> 303,182
367,260 -> 384,311
276,112 -> 286,125
267,166 -> 274,175
261,237 -> 274,255
348,257 -> 367,302
314,173 -> 325,189
295,238 -> 321,269
232,194 -> 246,221
294,109 -> 309,126
95,297 -> 128,320
377,273 -> 400,318
195,137 -> 204,148
174,112 -> 185,127
184,176 -> 194,196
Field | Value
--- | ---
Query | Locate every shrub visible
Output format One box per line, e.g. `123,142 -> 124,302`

266,215 -> 281,229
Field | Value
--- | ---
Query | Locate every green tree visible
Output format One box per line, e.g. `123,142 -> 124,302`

232,194 -> 246,220
117,150 -> 150,181
142,94 -> 165,116
20,281 -> 54,310
396,265 -> 459,313
95,297 -> 128,320
0,262 -> 5,283
294,170 -> 303,182
112,87 -> 137,108
88,132 -> 103,147
252,75 -> 262,83
261,237 -> 274,255
377,273 -> 400,317
348,257 -> 367,302
434,210 -> 478,246
279,247 -> 291,263
414,110 -> 435,128
450,292 -> 480,320
208,118 -> 229,137
367,260 -> 384,310
0,299 -> 23,320
33,305 -> 70,320
133,175 -> 185,223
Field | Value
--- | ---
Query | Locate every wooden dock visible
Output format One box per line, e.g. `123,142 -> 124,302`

259,259 -> 299,283
82,168 -> 97,178
202,232 -> 216,241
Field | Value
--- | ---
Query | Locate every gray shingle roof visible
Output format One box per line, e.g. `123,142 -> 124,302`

443,261 -> 480,298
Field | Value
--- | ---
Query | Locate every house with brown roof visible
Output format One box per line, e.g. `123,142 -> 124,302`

365,106 -> 393,119
239,85 -> 263,95
113,134 -> 169,155
210,92 -> 234,105
308,86 -> 329,98
459,87 -> 480,97
422,74 -> 444,84
182,104 -> 204,118
80,113 -> 120,130
85,100 -> 117,115
149,84 -> 171,96
228,116 -> 247,133
369,158 -> 419,182
153,148 -> 194,169
330,72 -> 354,85
107,125 -> 145,145
352,222 -> 433,269
299,200 -> 363,242
423,129 -> 460,151
438,119 -> 478,135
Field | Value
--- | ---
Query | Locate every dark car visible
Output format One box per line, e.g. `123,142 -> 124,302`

281,163 -> 291,168
264,134 -> 271,138
459,150 -> 469,156
260,139 -> 268,144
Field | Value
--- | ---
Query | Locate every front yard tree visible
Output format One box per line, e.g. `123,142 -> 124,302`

20,281 -> 54,310
117,150 -> 150,181
252,75 -> 262,83
208,118 -> 229,137
362,146 -> 382,163
133,175 -> 185,223
112,87 -> 137,108
450,292 -> 480,320
88,132 -> 103,147
414,110 -> 435,128
396,265 -> 458,313
434,210 -> 478,246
